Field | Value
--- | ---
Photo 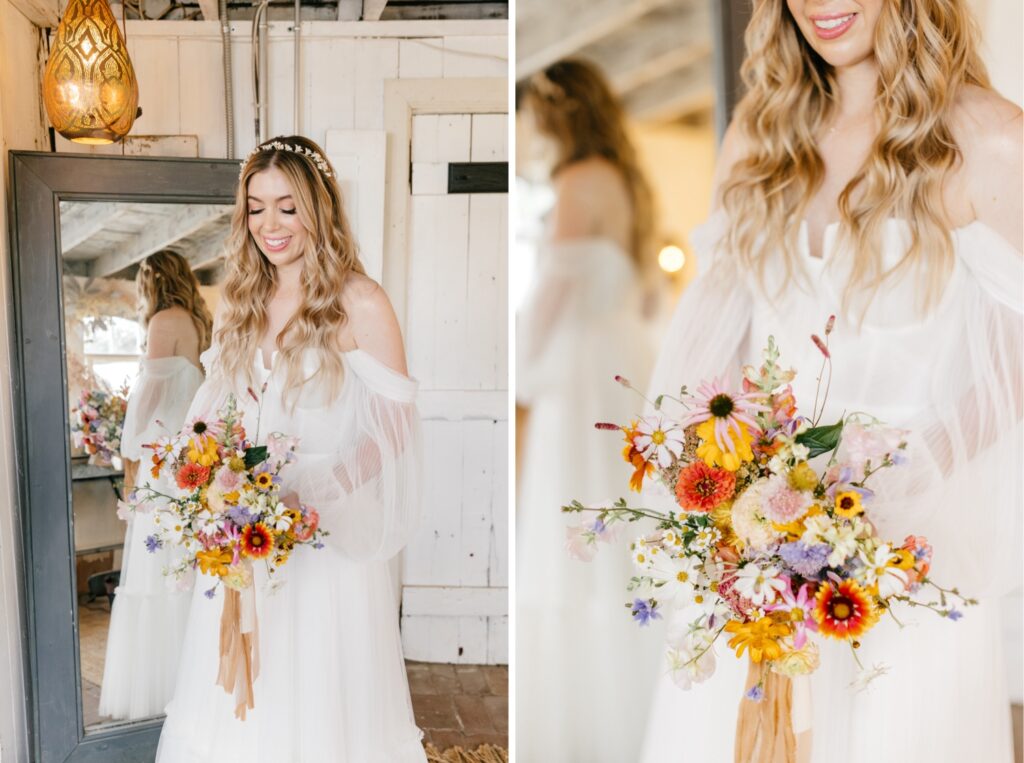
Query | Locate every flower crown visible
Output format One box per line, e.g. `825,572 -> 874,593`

239,141 -> 334,180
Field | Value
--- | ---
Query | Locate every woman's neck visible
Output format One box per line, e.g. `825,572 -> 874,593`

832,56 -> 879,122
272,260 -> 304,301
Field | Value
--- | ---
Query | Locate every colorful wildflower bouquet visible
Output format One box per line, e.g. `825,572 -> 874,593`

563,318 -> 974,762
70,387 -> 128,467
126,388 -> 327,720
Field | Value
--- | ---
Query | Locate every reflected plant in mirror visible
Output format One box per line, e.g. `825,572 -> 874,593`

60,200 -> 230,731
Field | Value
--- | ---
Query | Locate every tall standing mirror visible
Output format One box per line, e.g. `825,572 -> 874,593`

9,152 -> 238,763
61,200 -> 232,731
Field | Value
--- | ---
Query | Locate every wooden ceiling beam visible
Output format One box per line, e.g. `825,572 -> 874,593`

60,202 -> 125,254
89,205 -> 229,277
622,55 -> 715,122
516,0 -> 677,78
9,0 -> 59,28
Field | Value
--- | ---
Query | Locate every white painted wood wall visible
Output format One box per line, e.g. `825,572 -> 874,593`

403,112 -> 508,664
54,19 -> 509,664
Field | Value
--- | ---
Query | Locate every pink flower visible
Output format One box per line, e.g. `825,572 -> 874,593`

838,422 -> 907,476
682,378 -> 768,456
293,508 -> 320,542
214,465 -> 242,492
761,475 -> 813,524
766,578 -> 818,649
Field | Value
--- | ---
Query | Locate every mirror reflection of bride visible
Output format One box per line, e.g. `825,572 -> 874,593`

515,60 -> 662,763
99,250 -> 212,720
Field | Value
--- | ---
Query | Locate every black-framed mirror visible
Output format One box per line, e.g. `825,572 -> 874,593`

8,151 -> 239,763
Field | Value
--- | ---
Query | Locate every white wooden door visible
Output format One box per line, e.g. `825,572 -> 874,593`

401,111 -> 509,665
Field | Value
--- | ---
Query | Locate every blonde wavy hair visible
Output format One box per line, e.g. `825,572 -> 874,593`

217,135 -> 365,408
137,249 -> 213,352
723,0 -> 990,313
519,59 -> 657,271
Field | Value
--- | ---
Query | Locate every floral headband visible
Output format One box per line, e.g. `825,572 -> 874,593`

239,141 -> 334,180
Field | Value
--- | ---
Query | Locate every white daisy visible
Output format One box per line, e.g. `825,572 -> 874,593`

633,415 -> 685,468
858,544 -> 909,597
733,562 -> 788,606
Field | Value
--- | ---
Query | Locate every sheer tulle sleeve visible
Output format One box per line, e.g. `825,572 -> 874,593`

294,351 -> 423,562
868,229 -> 1023,596
120,357 -> 204,460
645,211 -> 754,420
518,240 -> 639,404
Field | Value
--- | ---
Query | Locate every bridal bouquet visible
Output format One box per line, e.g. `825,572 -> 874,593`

70,387 -> 128,467
563,318 -> 974,761
125,387 -> 327,719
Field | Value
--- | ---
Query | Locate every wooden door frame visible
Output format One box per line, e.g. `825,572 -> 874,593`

382,77 -> 508,330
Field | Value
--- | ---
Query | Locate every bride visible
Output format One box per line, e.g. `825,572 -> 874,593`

640,1 -> 1021,761
155,136 -> 426,762
100,250 -> 211,720
516,59 -> 662,762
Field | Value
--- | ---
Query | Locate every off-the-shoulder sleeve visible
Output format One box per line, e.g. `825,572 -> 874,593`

867,230 -> 1023,596
120,357 -> 204,460
517,239 -> 639,404
645,211 -> 752,420
294,351 -> 423,561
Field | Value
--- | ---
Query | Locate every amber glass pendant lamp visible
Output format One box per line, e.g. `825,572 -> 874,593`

42,0 -> 139,144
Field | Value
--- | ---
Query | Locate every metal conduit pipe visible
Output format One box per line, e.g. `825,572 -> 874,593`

259,0 -> 269,143
220,0 -> 235,158
293,0 -> 300,134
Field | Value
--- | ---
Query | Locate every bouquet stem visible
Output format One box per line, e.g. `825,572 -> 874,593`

735,661 -> 811,763
216,583 -> 260,720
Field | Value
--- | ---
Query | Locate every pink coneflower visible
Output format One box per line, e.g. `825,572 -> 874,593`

766,578 -> 819,649
683,378 -> 768,455
184,416 -> 223,449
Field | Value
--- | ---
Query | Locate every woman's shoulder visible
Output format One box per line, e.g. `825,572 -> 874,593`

949,85 -> 1022,250
340,274 -> 409,375
554,157 -> 628,203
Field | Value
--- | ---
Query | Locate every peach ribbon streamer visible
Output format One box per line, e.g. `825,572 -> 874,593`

735,661 -> 812,763
216,584 -> 260,720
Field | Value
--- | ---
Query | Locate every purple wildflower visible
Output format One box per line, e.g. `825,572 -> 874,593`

226,505 -> 253,526
631,598 -> 661,627
825,466 -> 875,501
946,609 -> 963,621
204,587 -> 217,599
144,535 -> 162,553
777,542 -> 830,578
745,684 -> 764,702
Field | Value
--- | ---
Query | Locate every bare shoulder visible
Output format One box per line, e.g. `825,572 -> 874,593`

949,85 -> 1022,250
555,156 -> 624,191
551,156 -> 630,242
149,306 -> 196,334
340,273 -> 408,374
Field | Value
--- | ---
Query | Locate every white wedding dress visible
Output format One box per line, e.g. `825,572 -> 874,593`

155,343 -> 426,763
100,355 -> 204,720
641,210 -> 1022,763
516,238 -> 662,762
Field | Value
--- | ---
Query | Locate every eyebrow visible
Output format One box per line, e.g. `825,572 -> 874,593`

246,194 -> 293,202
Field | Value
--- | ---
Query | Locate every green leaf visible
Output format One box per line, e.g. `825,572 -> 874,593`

795,420 -> 843,458
244,445 -> 269,469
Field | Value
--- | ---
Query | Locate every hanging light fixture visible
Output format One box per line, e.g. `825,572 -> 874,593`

42,0 -> 140,145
